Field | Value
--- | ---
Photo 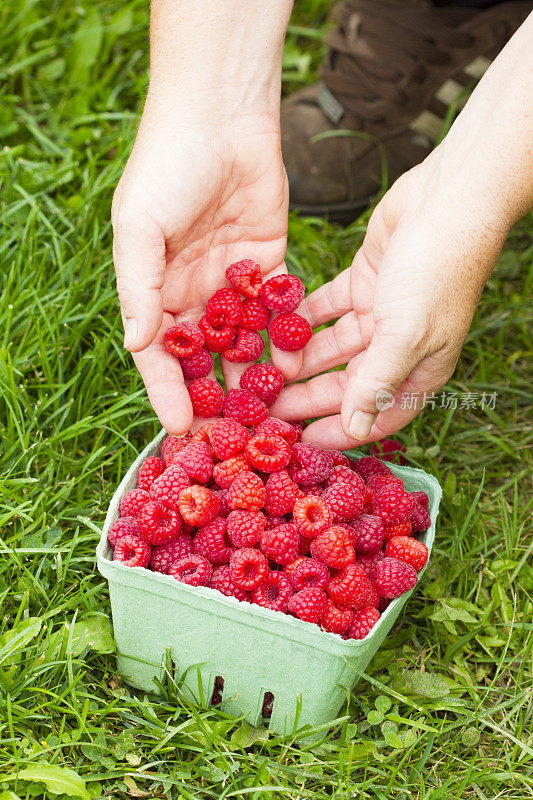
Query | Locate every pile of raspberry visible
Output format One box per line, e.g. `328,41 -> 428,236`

109,259 -> 431,640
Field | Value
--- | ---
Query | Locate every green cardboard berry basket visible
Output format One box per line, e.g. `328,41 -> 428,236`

97,429 -> 441,736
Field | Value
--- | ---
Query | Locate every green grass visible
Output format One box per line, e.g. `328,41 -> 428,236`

1,0 -> 532,798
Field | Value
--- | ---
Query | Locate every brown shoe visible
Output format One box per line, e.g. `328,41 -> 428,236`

282,0 -> 531,222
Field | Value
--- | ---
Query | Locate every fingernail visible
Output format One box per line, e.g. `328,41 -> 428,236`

349,411 -> 375,441
123,318 -> 138,349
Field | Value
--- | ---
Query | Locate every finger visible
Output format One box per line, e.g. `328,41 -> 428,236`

269,371 -> 347,420
296,266 -> 352,327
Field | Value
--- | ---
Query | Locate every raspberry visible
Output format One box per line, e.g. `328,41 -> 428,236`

366,579 -> 381,608
223,328 -> 264,362
227,471 -> 266,511
230,547 -> 268,590
371,438 -> 407,464
169,555 -> 212,587
173,441 -> 214,484
325,465 -> 366,494
322,483 -> 364,522
264,470 -> 300,515
150,466 -> 191,511
178,485 -> 219,527
161,433 -> 191,464
266,514 -> 287,529
310,526 -> 355,570
321,599 -> 353,635
372,483 -> 415,525
239,364 -> 284,406
136,457 -> 166,491
226,259 -> 262,298
411,490 -> 429,510
302,484 -> 324,498
190,422 -> 215,444
269,313 -> 312,352
261,274 -> 305,313
119,489 -> 150,518
179,348 -> 214,380
164,322 -> 204,358
383,521 -> 412,543
150,534 -> 194,573
261,523 -> 299,566
213,456 -> 249,488
212,488 -> 230,517
252,570 -> 293,612
288,421 -> 305,441
223,389 -> 268,427
334,522 -> 357,547
357,551 -> 385,579
366,473 -> 403,493
362,486 -> 375,514
208,418 -> 249,460
137,500 -> 181,545
108,516 -> 137,547
351,514 -> 385,554
386,536 -> 429,571
194,518 -> 232,564
354,456 -> 391,482
226,510 -> 266,548
256,417 -> 298,447
198,315 -> 234,353
411,504 -> 431,532
284,556 -> 305,581
206,288 -> 242,326
289,443 -> 333,485
327,451 -> 352,468
375,557 -> 418,598
288,587 -> 327,624
113,534 -> 151,568
289,557 -> 329,591
327,563 -> 369,609
245,433 -> 291,473
298,536 -> 311,556
292,495 -> 332,538
346,606 -> 380,640
210,565 -> 250,601
240,297 -> 270,330
188,377 -> 225,417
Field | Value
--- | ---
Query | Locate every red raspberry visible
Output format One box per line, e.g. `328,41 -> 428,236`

288,587 -> 327,624
298,536 -> 312,556
169,554 -> 212,587
383,521 -> 412,542
210,565 -> 250,601
260,523 -> 299,566
113,534 -> 151,568
188,377 -> 225,418
179,348 -> 214,380
240,297 -> 270,330
252,570 -> 293,612
137,500 -> 181,545
173,441 -> 214,484
288,421 -> 305,441
327,451 -> 352,468
212,488 -> 230,517
230,547 -> 268,590
284,556 -> 305,581
193,518 -> 232,564
375,557 -> 418,598
136,457 -> 166,491
371,438 -> 407,464
327,563 -> 369,609
321,599 -> 353,635
226,510 -> 266,548
351,514 -> 385,553
366,473 -> 403,493
150,465 -> 190,511
322,483 -> 364,522
160,433 -> 191,464
227,471 -> 266,511
363,486 -> 375,514
239,364 -> 284,406
346,606 -> 380,640
379,596 -> 392,612
311,526 -> 355,570
411,504 -> 431,532
190,422 -> 215,444
208,418 -> 249,460
245,433 -> 290,473
357,551 -> 385,579
264,470 -> 300,515
333,522 -> 357,548
289,557 -> 329,591
366,578 -> 381,608
302,484 -> 324,498
269,313 -> 312,352
372,483 -> 415,525
256,416 -> 298,446
325,465 -> 366,493
119,489 -> 150,518
178,485 -> 219,527
206,288 -> 242,326
150,534 -> 193,573
223,389 -> 268,427
266,515 -> 286,530
386,536 -> 429,571
226,259 -> 262,298
213,456 -> 249,489
289,443 -> 333,485
198,315 -> 234,352
261,274 -> 305,313
164,322 -> 204,358
223,328 -> 264,362
108,516 -> 137,547
411,490 -> 429,509
354,456 -> 391,482
292,495 -> 332,538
